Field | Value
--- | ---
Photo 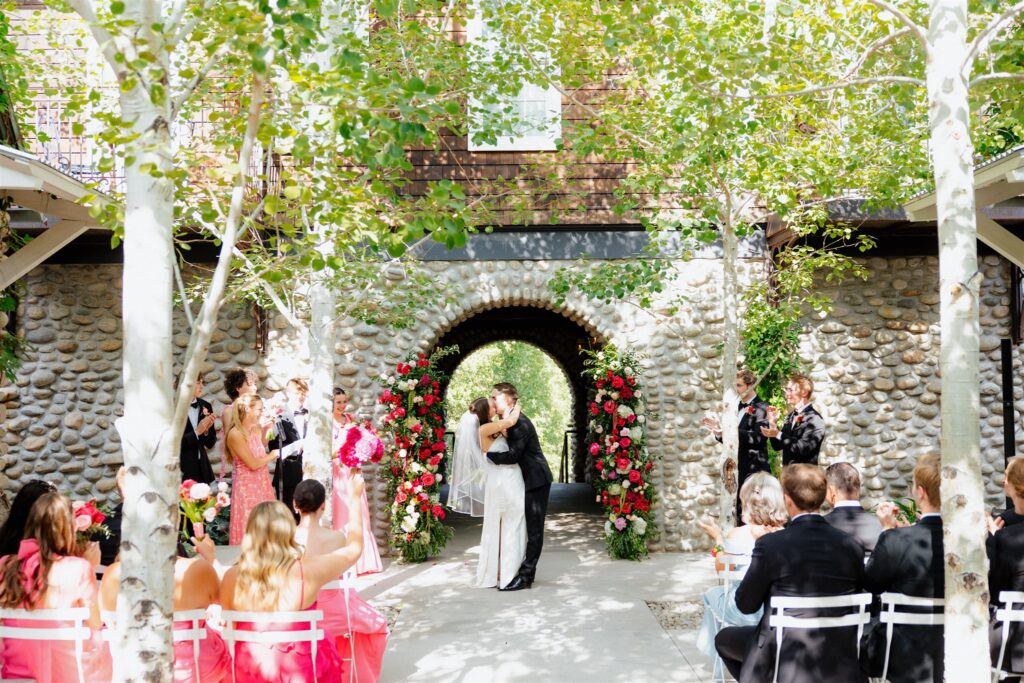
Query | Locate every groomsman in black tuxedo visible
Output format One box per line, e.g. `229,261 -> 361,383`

179,373 -> 217,484
862,453 -> 944,683
715,464 -> 866,683
824,462 -> 883,554
486,382 -> 554,592
703,368 -> 770,523
991,456 -> 1024,681
269,377 -> 308,511
761,373 -> 826,465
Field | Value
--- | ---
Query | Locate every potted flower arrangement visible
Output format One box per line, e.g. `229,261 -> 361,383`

179,479 -> 231,540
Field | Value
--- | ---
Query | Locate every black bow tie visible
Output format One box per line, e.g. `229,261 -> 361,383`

191,400 -> 200,408
294,409 -> 308,415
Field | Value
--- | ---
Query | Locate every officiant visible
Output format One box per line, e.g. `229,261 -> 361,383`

179,373 -> 217,484
270,377 -> 309,512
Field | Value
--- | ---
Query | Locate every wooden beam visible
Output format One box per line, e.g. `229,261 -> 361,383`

3,189 -> 94,222
977,214 -> 1024,269
0,220 -> 90,288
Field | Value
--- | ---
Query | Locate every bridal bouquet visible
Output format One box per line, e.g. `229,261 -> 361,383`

336,421 -> 386,468
71,499 -> 109,546
376,346 -> 457,563
584,345 -> 658,560
179,480 -> 231,539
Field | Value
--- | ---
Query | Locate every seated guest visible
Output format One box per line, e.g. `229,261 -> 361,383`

0,493 -> 111,683
760,374 -> 827,466
824,462 -> 883,554
100,536 -> 229,683
0,479 -> 57,556
696,473 -> 788,661
179,372 -> 218,484
220,476 -> 366,682
715,464 -> 865,683
990,456 -> 1024,680
293,479 -> 388,683
862,453 -> 944,683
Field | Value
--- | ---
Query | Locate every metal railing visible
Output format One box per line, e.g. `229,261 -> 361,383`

559,427 -> 578,484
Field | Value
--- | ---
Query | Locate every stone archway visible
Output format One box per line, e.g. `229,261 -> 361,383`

430,305 -> 603,482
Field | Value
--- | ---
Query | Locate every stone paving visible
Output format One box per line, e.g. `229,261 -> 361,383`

343,483 -> 725,683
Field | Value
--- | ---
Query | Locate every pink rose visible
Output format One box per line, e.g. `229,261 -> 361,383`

614,517 -> 627,531
75,514 -> 92,532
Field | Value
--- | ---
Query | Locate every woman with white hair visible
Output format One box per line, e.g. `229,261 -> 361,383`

694,472 -> 788,661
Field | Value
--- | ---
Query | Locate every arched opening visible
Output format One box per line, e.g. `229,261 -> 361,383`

431,305 -> 603,483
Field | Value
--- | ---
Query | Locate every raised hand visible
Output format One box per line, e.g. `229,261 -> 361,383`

760,424 -> 780,438
701,416 -> 721,433
350,472 -> 366,498
508,402 -> 522,424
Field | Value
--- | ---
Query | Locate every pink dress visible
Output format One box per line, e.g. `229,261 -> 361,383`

0,553 -> 112,683
330,421 -> 383,575
229,430 -> 276,545
229,565 -> 343,682
173,612 -> 230,683
319,586 -> 389,683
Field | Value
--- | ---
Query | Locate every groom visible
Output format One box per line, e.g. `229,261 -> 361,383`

486,382 -> 553,591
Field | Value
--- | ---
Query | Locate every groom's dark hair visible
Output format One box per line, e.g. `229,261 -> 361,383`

493,382 -> 518,402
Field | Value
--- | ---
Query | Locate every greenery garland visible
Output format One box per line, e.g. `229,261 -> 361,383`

376,346 -> 458,563
583,345 -> 658,560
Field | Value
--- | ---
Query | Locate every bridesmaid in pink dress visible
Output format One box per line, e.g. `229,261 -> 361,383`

227,394 -> 279,545
221,491 -> 366,683
100,537 -> 230,683
218,367 -> 260,477
0,492 -> 111,683
293,479 -> 389,682
331,388 -> 383,575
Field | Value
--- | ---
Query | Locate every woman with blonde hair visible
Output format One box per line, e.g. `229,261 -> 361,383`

227,393 -> 279,545
221,476 -> 365,682
0,492 -> 111,682
695,472 -> 788,662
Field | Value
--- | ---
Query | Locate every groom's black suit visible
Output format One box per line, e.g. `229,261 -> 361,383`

487,413 -> 554,582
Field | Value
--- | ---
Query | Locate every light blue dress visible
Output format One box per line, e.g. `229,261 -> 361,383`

695,531 -> 763,660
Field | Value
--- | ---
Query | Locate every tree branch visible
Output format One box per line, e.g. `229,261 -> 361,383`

842,27 -> 911,80
709,75 -> 924,100
964,1 -> 1024,71
65,0 -> 127,80
173,257 -> 195,330
170,43 -> 228,119
970,71 -> 1024,88
864,0 -> 929,54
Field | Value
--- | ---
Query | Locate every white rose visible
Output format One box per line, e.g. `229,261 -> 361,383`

604,520 -> 612,535
635,391 -> 643,399
414,485 -> 423,494
608,483 -> 622,496
189,483 -> 211,501
203,506 -> 217,522
406,504 -> 416,516
436,474 -> 443,483
217,481 -> 228,493
617,405 -> 635,419
611,391 -> 620,399
595,391 -> 605,401
633,517 -> 648,535
410,462 -> 423,473
621,428 -> 630,437
595,425 -> 603,434
399,449 -> 408,458
622,480 -> 631,489
413,396 -> 422,403
638,415 -> 647,423
401,515 -> 419,533
631,427 -> 643,441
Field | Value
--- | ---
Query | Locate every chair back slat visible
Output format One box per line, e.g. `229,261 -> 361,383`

0,606 -> 91,683
222,609 -> 325,682
768,592 -> 872,683
878,592 -> 945,683
994,592 -> 1024,680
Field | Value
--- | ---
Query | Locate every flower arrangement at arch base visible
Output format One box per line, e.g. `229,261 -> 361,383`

376,346 -> 458,563
585,346 -> 658,560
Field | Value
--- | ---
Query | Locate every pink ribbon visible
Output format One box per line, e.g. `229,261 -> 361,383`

17,538 -> 43,605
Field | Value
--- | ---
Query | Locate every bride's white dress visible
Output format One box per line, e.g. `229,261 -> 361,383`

475,434 -> 527,589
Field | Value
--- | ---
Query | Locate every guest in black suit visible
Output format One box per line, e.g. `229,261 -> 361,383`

824,462 -> 883,554
98,466 -> 125,567
761,374 -> 826,465
486,382 -> 554,592
179,373 -> 217,484
715,464 -> 866,683
702,369 -> 771,523
862,453 -> 944,683
991,456 -> 1024,680
269,377 -> 308,510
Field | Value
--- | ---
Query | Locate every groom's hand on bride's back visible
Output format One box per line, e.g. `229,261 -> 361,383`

508,403 -> 522,424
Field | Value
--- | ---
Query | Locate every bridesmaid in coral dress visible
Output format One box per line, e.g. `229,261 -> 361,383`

331,388 -> 383,575
0,493 -> 111,683
220,489 -> 366,683
227,394 -> 279,545
294,479 -> 389,683
100,537 -> 230,683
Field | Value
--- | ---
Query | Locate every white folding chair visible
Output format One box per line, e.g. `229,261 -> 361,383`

877,592 -> 944,683
710,553 -> 752,683
0,606 -> 92,683
768,593 -> 873,683
321,568 -> 359,682
222,609 -> 325,682
101,609 -> 208,681
993,590 -> 1024,682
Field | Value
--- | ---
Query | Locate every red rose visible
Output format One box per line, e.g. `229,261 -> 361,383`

417,406 -> 428,416
590,403 -> 599,416
596,379 -> 606,389
606,370 -> 613,379
611,376 -> 624,389
603,401 -> 617,414
431,442 -> 445,452
612,505 -> 620,514
396,492 -> 407,503
589,443 -> 600,456
627,414 -> 636,424
628,470 -> 642,483
397,364 -> 410,376
411,423 -> 423,433
395,407 -> 406,418
645,462 -> 653,472
616,457 -> 631,471
595,460 -> 604,471
418,360 -> 429,368
424,395 -> 435,406
627,377 -> 636,386
621,502 -> 633,514
429,455 -> 442,466
620,386 -> 633,399
421,472 -> 436,486
431,504 -> 443,517
619,437 -> 631,449
746,406 -> 756,415
419,503 -> 429,512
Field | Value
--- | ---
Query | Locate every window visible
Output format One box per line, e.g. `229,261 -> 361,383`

465,8 -> 561,152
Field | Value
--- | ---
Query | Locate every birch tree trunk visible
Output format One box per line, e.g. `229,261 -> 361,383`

926,1 -> 990,679
111,21 -> 178,679
718,215 -> 740,530
304,260 -> 337,524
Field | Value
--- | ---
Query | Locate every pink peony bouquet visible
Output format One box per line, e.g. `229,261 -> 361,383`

72,499 -> 109,545
336,422 -> 385,469
179,479 -> 231,539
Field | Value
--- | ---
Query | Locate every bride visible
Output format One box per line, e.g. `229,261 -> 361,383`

452,396 -> 525,589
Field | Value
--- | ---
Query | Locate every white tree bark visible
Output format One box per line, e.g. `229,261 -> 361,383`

926,1 -> 990,679
718,214 -> 740,530
303,259 -> 337,524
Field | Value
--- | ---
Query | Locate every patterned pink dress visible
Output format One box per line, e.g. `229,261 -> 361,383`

172,611 -> 230,683
229,429 -> 276,545
0,553 -> 112,683
332,419 -> 383,575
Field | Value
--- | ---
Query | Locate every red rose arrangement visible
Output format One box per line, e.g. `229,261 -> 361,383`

376,346 -> 457,563
71,499 -> 109,547
584,345 -> 657,560
336,421 -> 386,468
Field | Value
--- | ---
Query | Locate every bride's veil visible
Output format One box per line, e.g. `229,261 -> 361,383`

448,410 -> 486,517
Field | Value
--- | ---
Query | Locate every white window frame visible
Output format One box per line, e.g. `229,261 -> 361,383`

465,9 -> 562,153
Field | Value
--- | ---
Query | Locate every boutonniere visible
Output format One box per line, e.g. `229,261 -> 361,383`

745,406 -> 756,415
794,414 -> 804,425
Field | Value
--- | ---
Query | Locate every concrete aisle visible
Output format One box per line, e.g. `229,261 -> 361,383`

348,483 -> 724,683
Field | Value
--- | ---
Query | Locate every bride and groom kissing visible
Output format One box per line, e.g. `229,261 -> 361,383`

449,383 -> 554,591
